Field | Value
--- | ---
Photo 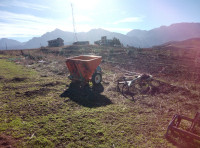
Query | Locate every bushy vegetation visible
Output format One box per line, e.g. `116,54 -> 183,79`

111,37 -> 122,46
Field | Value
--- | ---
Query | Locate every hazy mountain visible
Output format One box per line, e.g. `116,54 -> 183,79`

0,38 -> 23,50
77,28 -> 141,47
23,29 -> 74,49
127,23 -> 200,47
1,22 -> 200,50
14,28 -> 139,49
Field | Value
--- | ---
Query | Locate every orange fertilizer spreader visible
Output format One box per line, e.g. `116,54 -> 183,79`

66,55 -> 102,85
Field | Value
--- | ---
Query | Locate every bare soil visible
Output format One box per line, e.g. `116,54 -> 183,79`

0,134 -> 19,148
1,44 -> 200,147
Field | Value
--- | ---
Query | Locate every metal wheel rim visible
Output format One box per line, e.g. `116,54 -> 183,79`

95,74 -> 101,84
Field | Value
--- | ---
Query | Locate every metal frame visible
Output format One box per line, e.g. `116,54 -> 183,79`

117,74 -> 152,96
166,112 -> 200,141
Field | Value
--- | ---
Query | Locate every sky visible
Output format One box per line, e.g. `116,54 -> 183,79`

0,0 -> 200,42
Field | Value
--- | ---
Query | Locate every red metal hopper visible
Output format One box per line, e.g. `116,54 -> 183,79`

66,55 -> 102,84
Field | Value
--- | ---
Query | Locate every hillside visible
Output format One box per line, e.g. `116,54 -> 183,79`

162,38 -> 200,50
0,38 -> 23,50
127,22 -> 200,47
0,39 -> 200,147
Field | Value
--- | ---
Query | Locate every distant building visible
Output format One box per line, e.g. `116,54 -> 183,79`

73,41 -> 89,45
94,36 -> 113,46
48,38 -> 64,47
101,36 -> 107,44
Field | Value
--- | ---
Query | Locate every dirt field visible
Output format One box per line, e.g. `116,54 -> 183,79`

0,44 -> 200,147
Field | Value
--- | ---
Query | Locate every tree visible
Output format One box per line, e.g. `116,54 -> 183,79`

112,37 -> 121,46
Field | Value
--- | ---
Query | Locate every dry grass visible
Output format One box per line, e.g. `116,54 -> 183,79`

0,44 -> 200,147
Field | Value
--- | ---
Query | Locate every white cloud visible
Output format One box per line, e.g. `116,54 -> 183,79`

0,8 -> 133,38
0,11 -> 73,38
0,0 -> 50,10
113,17 -> 143,24
70,0 -> 100,10
0,11 -> 50,23
0,10 -> 98,38
68,15 -> 93,23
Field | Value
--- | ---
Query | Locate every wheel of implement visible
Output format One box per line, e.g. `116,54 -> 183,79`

122,83 -> 129,96
92,73 -> 102,85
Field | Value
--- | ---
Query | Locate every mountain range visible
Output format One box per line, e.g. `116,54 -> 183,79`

1,22 -> 200,50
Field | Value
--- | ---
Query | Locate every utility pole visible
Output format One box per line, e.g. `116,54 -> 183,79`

5,43 -> 7,50
71,3 -> 78,42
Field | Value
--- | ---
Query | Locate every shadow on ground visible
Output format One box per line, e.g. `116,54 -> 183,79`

60,83 -> 112,108
166,132 -> 200,148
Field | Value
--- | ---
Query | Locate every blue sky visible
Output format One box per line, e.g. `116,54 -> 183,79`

0,0 -> 200,41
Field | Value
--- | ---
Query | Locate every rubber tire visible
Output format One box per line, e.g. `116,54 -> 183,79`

92,73 -> 102,85
122,84 -> 129,98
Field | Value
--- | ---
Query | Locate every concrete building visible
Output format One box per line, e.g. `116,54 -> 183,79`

48,38 -> 64,47
94,36 -> 113,46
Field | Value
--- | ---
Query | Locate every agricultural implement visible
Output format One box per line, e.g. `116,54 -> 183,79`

117,73 -> 152,97
166,112 -> 200,142
66,55 -> 102,86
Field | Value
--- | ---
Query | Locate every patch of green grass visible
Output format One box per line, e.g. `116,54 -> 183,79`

27,136 -> 55,148
0,56 -> 177,147
0,59 -> 37,79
